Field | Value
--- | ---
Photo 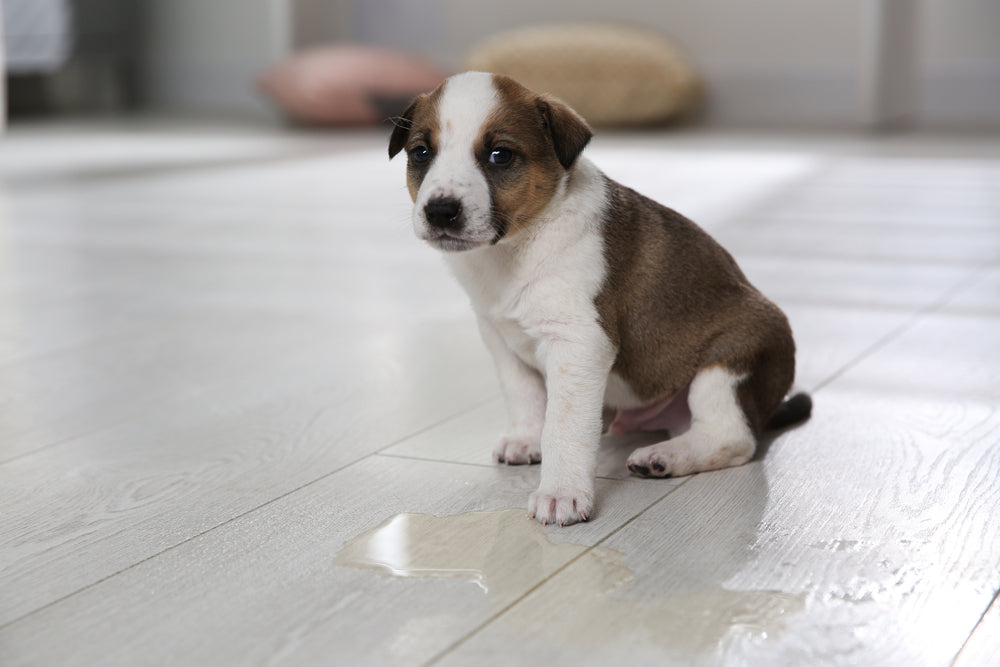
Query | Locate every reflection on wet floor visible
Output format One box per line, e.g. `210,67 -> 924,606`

336,509 -> 805,660
335,510 -> 584,597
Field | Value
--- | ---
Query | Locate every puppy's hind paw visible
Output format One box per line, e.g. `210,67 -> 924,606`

626,435 -> 754,478
626,450 -> 673,478
528,488 -> 593,526
494,435 -> 541,465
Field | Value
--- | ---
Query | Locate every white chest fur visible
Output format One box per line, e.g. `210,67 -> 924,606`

445,159 -> 613,374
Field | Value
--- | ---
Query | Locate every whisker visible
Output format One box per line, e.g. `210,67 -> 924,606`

386,116 -> 413,130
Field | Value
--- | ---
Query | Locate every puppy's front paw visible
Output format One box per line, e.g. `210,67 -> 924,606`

494,435 -> 541,465
528,487 -> 593,526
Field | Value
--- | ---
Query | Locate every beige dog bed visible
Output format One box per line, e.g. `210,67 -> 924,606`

464,23 -> 701,126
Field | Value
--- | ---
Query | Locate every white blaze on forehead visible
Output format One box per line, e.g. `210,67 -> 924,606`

434,71 -> 499,154
412,72 -> 500,243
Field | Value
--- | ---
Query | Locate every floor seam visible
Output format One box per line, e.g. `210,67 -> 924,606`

371,395 -> 502,457
374,452 -> 654,482
732,250 -> 1000,267
950,587 -> 1000,667
4,146 -> 354,190
810,263 -> 989,393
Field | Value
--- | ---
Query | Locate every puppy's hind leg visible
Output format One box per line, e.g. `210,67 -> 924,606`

626,365 -> 755,478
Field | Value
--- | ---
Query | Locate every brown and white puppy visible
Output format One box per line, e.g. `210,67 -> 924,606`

389,72 -> 811,526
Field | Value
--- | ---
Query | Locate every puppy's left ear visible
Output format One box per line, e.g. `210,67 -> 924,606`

536,95 -> 593,169
388,94 -> 426,159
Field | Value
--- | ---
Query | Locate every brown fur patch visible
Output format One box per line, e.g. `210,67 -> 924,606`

594,180 -> 796,436
476,75 -> 589,239
388,85 -> 445,202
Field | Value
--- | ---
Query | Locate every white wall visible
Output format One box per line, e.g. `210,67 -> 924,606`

919,0 -> 1000,127
291,0 -> 352,49
140,0 -> 290,117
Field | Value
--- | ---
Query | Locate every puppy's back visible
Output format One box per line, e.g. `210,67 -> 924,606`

594,178 -> 793,413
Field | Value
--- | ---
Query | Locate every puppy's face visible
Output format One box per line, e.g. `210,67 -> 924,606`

389,72 -> 592,252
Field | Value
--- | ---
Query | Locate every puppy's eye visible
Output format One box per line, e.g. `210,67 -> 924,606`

411,145 -> 431,164
489,148 -> 513,165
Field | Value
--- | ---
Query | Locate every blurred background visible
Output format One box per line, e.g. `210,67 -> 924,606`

2,0 -> 999,132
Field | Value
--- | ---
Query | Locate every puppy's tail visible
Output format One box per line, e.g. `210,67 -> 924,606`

766,392 -> 813,430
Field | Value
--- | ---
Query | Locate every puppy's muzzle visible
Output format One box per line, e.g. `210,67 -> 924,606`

424,197 -> 464,230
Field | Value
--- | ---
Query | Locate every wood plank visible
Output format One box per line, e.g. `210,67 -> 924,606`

587,146 -> 824,231
0,314 -> 346,460
764,180 -> 1000,228
739,256 -> 976,310
0,155 -> 473,458
720,218 -> 1000,264
946,266 -> 1000,317
830,311 -> 1000,401
781,303 -> 915,390
713,154 -> 1000,265
0,235 -> 467,367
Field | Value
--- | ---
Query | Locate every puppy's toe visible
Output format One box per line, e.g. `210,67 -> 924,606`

528,487 -> 592,526
494,436 -> 542,465
626,461 -> 653,477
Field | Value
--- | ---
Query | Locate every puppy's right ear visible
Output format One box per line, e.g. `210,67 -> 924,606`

388,94 -> 425,159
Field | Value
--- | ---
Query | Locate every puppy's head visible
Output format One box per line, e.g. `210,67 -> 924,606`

389,72 -> 592,252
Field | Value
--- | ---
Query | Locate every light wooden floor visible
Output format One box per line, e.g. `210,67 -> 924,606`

1,122 -> 998,666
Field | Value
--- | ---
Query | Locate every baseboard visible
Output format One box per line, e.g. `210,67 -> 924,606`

696,65 -> 1000,130
919,65 -> 1000,129
698,67 -> 860,129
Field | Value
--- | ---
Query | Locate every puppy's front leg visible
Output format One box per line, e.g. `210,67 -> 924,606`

477,317 -> 547,465
530,333 -> 615,526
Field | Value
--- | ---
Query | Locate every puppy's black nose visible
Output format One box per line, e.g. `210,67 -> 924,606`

424,197 -> 463,230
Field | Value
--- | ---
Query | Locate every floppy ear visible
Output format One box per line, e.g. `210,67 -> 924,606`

388,94 -> 426,159
536,95 -> 593,169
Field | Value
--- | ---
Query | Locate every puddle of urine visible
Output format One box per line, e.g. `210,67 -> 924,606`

335,509 -> 805,660
334,509 -> 585,597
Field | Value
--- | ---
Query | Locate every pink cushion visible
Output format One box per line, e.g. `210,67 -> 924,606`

258,46 -> 448,126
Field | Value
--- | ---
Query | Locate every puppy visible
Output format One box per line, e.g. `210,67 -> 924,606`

389,72 -> 811,526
